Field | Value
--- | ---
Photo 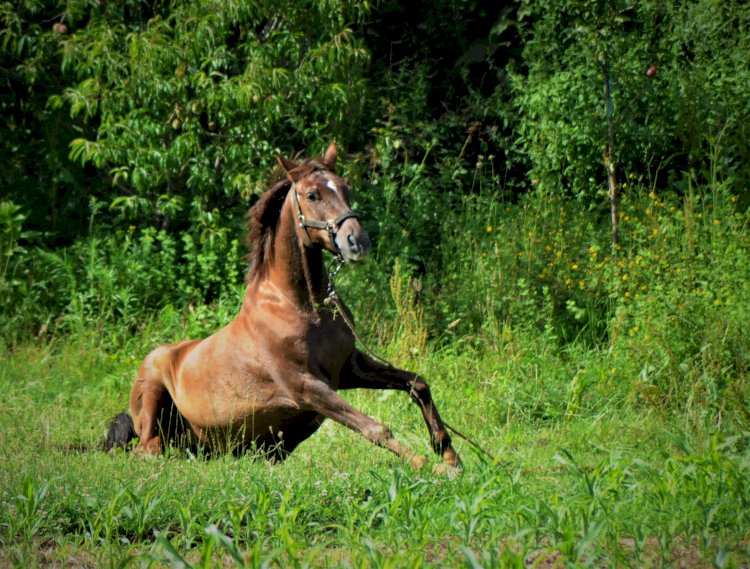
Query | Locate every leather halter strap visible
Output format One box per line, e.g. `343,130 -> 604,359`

291,181 -> 360,250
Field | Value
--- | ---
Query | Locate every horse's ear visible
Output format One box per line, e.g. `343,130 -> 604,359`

276,155 -> 297,182
323,142 -> 337,171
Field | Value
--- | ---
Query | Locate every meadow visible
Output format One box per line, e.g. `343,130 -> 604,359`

3,1 -> 750,566
2,180 -> 749,568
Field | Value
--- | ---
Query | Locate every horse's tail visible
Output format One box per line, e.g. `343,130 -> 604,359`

104,412 -> 136,451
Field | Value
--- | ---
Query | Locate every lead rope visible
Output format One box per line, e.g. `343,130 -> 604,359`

324,258 -> 496,464
323,257 -> 391,368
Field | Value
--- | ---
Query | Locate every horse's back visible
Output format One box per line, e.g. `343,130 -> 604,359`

134,338 -> 202,393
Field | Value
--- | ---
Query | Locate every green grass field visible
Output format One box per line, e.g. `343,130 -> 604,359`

3,1 -> 750,564
2,179 -> 749,567
1,324 -> 748,568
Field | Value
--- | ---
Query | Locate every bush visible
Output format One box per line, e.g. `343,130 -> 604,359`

0,220 -> 245,344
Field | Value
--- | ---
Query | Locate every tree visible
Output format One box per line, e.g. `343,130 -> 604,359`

509,0 -> 750,233
3,0 -> 373,239
56,0 -> 373,228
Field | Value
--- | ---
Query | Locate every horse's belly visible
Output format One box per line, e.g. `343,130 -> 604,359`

160,316 -> 339,453
174,377 -> 299,427
170,365 -> 310,449
186,406 -> 322,453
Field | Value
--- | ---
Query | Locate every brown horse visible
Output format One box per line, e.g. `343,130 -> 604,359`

106,143 -> 461,471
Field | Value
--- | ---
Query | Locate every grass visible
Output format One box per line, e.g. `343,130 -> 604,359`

1,327 -> 749,568
1,179 -> 749,567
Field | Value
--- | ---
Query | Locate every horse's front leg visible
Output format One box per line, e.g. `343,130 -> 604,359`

299,374 -> 426,469
339,350 -> 462,470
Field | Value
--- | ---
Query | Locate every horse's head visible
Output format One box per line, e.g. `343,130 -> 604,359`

277,143 -> 371,263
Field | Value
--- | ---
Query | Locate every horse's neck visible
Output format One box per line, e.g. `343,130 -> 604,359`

287,241 -> 327,309
253,201 -> 328,312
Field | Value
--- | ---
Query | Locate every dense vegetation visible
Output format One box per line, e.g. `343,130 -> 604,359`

2,0 -> 749,566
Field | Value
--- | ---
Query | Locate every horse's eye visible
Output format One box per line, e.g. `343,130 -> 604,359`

307,192 -> 320,202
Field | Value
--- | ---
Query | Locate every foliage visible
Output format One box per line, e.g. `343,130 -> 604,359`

3,226 -> 244,344
52,0 -> 371,223
2,0 -> 373,240
509,0 -> 750,200
424,173 -> 749,419
1,1 -> 96,243
0,201 -> 33,301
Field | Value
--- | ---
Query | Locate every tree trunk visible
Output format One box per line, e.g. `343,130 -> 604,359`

602,63 -> 619,249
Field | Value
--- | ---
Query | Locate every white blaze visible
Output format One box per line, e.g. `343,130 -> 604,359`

325,176 -> 338,193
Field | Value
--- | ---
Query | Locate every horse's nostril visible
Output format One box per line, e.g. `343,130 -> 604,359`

347,234 -> 357,250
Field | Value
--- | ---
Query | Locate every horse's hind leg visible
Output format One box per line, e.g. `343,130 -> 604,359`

129,348 -> 183,455
130,382 -> 168,455
339,350 -> 461,469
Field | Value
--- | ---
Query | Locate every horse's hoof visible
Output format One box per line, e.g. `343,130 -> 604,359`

410,454 -> 427,470
433,461 -> 462,479
133,439 -> 160,458
443,449 -> 463,469
134,449 -> 158,460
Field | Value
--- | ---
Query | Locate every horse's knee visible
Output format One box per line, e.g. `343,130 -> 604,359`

409,376 -> 432,401
362,423 -> 393,446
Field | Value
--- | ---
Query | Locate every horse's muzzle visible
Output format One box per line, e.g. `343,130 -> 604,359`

335,218 -> 371,263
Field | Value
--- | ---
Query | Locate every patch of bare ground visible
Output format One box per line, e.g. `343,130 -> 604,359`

458,536 -> 749,568
521,537 -> 750,568
619,537 -> 749,569
421,535 -> 460,563
1,540 -> 99,569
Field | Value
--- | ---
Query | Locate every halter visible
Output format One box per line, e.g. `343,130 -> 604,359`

290,180 -> 360,253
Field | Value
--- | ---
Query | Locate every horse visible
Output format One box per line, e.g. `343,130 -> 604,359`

106,143 -> 461,471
